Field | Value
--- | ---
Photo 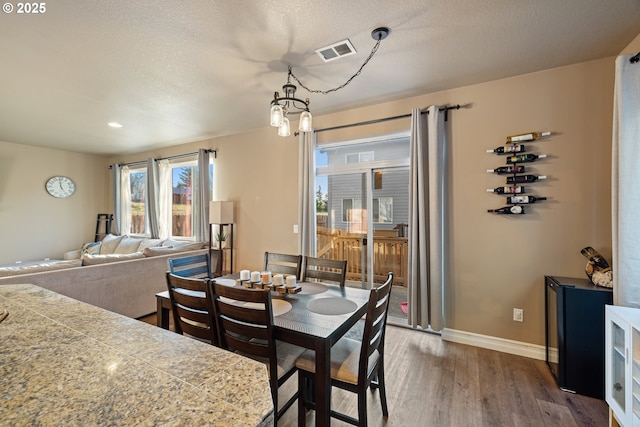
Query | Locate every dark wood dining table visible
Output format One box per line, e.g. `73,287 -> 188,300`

156,274 -> 371,427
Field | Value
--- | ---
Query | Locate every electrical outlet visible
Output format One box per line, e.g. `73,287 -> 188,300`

513,308 -> 524,322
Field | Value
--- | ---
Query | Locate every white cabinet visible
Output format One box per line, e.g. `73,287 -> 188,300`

605,305 -> 640,426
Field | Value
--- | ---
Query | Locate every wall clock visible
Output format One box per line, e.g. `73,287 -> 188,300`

45,176 -> 76,198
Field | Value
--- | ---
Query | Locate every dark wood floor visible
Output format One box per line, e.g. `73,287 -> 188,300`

138,313 -> 609,426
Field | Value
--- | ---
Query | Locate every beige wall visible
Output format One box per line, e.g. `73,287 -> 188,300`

4,55 -> 616,347
0,141 -> 108,263
103,57 -> 615,346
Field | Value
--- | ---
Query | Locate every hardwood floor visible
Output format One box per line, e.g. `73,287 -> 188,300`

138,313 -> 609,426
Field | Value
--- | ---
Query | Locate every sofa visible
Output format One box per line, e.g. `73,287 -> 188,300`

0,234 -> 208,318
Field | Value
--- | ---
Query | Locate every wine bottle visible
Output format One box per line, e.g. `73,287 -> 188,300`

487,144 -> 526,154
505,195 -> 547,204
506,175 -> 546,184
487,206 -> 525,214
486,186 -> 525,194
487,165 -> 525,174
506,131 -> 551,143
580,246 -> 610,270
506,153 -> 547,164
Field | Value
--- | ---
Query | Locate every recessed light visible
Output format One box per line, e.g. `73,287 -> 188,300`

108,122 -> 123,128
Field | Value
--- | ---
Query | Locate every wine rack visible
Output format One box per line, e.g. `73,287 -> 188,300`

486,132 -> 551,215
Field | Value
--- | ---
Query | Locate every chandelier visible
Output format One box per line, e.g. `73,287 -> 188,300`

269,27 -> 390,137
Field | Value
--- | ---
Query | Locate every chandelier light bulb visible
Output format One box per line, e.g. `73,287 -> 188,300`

270,104 -> 284,127
299,111 -> 313,132
278,117 -> 291,137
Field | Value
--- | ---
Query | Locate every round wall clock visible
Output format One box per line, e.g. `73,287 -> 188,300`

45,176 -> 76,198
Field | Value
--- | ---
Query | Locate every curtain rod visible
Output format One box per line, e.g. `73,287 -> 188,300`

631,52 -> 640,64
109,149 -> 216,169
313,104 -> 462,135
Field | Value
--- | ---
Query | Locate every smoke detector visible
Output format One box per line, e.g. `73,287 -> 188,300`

315,39 -> 357,63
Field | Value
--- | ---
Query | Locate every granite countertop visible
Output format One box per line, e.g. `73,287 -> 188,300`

0,284 -> 274,426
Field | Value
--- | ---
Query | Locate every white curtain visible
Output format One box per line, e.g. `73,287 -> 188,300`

110,163 -> 122,235
298,131 -> 316,257
195,149 -> 211,243
146,158 -> 160,238
120,165 -> 132,236
157,160 -> 171,240
408,106 -> 446,331
612,54 -> 640,308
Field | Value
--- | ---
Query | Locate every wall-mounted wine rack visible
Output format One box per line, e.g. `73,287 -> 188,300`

487,132 -> 550,215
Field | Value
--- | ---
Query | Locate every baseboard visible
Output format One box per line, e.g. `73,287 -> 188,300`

441,328 -> 546,361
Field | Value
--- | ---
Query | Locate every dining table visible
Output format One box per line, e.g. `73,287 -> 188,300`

156,273 -> 371,427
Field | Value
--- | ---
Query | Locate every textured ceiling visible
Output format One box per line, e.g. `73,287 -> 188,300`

1,0 -> 639,155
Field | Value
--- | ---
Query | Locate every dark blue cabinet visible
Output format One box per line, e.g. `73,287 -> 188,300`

545,275 -> 613,400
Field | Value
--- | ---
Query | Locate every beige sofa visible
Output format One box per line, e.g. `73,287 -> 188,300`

0,234 -> 208,318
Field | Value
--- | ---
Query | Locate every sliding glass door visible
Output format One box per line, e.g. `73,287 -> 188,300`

315,132 -> 410,322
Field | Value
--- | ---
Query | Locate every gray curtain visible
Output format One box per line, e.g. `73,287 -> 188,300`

612,54 -> 640,308
195,149 -> 211,243
146,158 -> 160,238
110,163 -> 122,235
298,131 -> 316,257
408,106 -> 445,331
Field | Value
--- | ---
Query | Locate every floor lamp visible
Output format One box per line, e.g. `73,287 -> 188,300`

209,201 -> 235,275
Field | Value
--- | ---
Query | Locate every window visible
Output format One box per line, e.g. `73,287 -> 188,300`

171,163 -> 195,238
129,168 -> 147,235
120,157 -> 213,239
345,151 -> 374,164
342,197 -> 393,223
373,197 -> 393,223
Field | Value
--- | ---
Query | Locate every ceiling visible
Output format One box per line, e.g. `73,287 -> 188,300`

1,0 -> 639,156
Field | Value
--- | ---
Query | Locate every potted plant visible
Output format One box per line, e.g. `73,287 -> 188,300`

215,231 -> 228,249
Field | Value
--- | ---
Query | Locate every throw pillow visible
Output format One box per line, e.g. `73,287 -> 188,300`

81,241 -> 102,256
114,236 -> 143,254
100,234 -> 124,254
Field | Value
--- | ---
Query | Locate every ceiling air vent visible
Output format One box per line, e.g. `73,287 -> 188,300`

315,39 -> 357,63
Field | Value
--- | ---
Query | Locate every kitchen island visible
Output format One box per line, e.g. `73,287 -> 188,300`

0,284 -> 274,426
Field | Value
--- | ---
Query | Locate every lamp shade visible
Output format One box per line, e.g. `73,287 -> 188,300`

299,110 -> 313,132
278,117 -> 291,137
270,104 -> 283,127
209,201 -> 234,224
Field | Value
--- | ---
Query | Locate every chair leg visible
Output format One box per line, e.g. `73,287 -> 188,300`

357,388 -> 367,427
297,371 -> 307,427
377,364 -> 389,417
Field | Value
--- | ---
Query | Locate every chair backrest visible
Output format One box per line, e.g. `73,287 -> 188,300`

165,272 -> 217,345
209,282 -> 277,378
358,272 -> 393,383
168,253 -> 211,279
302,256 -> 348,287
264,252 -> 303,279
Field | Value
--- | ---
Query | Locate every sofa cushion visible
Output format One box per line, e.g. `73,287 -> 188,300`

63,250 -> 82,260
0,259 -> 82,278
114,236 -> 144,254
138,238 -> 164,251
82,252 -> 145,266
100,234 -> 124,254
143,242 -> 204,257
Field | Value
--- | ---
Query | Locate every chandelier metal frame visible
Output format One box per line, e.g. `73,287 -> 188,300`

269,27 -> 390,137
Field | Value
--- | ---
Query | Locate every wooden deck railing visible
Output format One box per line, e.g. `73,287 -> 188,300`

317,227 -> 408,286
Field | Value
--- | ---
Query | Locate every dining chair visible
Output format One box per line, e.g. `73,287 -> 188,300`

165,272 -> 217,346
296,272 -> 394,427
302,256 -> 348,287
168,250 -> 223,279
209,282 -> 304,425
264,252 -> 303,279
